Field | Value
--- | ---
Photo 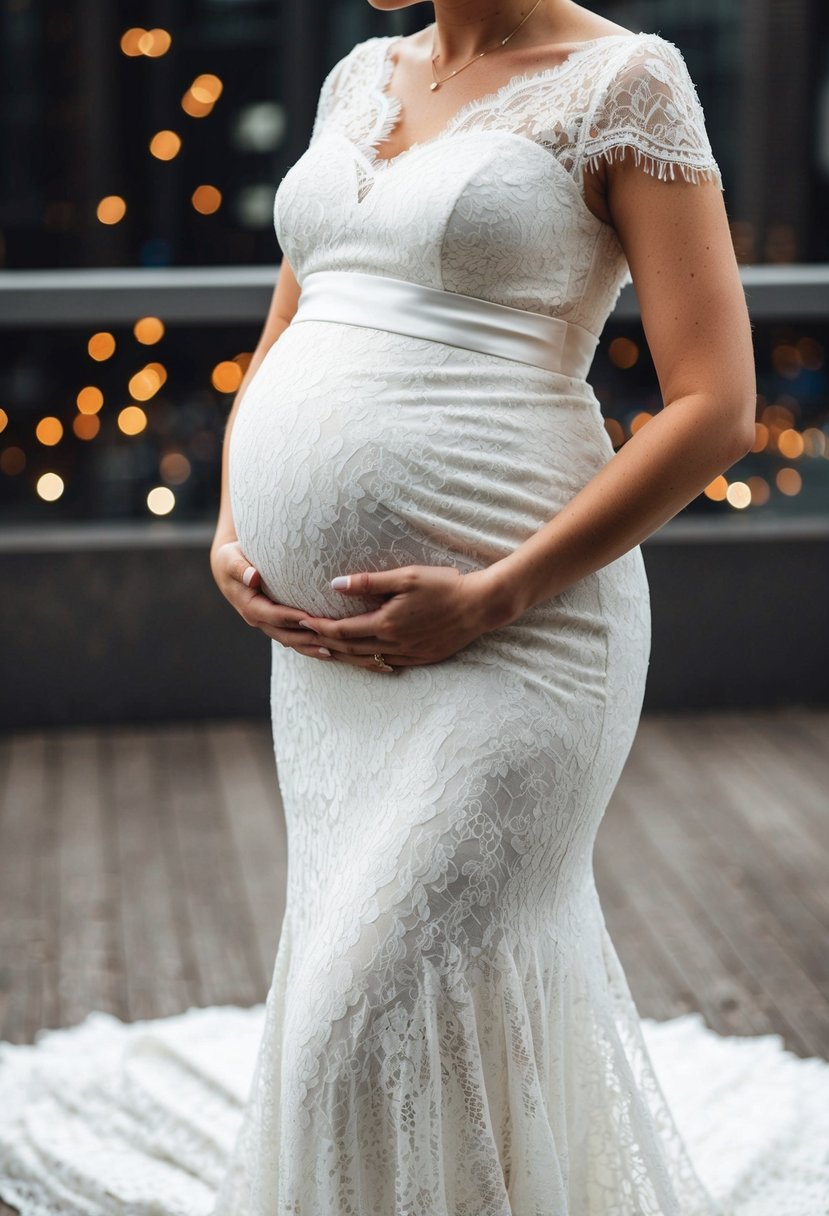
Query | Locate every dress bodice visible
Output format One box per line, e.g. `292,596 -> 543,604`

274,31 -> 722,338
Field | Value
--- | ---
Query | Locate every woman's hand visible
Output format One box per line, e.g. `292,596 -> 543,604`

208,541 -> 404,674
209,539 -> 350,665
292,564 -> 509,671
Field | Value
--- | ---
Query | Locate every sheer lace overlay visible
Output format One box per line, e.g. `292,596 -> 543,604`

3,27 -> 828,1216
310,32 -> 723,188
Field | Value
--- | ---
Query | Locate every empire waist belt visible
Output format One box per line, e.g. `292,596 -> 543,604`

289,270 -> 599,380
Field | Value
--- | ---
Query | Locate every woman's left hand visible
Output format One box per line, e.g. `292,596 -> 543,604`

295,565 -> 511,670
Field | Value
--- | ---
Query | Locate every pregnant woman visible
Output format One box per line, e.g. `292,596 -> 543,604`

2,2 -> 828,1215
213,0 -> 755,1211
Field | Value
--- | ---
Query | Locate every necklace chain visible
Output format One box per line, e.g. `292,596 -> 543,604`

429,0 -> 546,91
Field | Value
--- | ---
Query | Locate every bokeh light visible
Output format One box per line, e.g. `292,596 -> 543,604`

703,475 -> 728,502
191,74 -> 223,103
88,332 -> 116,361
134,316 -> 165,345
36,472 -> 64,501
128,366 -> 163,401
35,417 -> 63,446
630,410 -> 653,435
608,337 -> 639,369
776,467 -> 802,496
211,360 -> 243,392
120,27 -> 146,56
121,27 -> 172,57
1,447 -> 26,475
118,405 -> 148,435
192,185 -> 222,215
160,452 -> 192,484
76,386 -> 104,415
139,28 -> 172,57
149,130 -> 182,161
73,414 -> 101,440
182,90 -> 214,119
147,486 -> 175,515
777,428 -> 804,459
725,480 -> 751,509
96,195 -> 127,225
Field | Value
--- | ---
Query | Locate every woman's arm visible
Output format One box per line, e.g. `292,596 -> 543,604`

480,159 -> 756,630
210,256 -> 302,557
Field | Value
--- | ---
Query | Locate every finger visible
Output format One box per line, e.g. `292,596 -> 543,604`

329,569 -> 414,598
246,606 -> 320,635
239,561 -> 260,590
298,613 -> 388,641
299,645 -> 397,673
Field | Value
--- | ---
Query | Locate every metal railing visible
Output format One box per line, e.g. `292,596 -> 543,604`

1,264 -> 828,325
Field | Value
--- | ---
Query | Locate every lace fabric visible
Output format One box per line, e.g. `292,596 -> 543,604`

274,31 -> 722,342
3,25 -> 828,1216
1,999 -> 828,1214
309,31 -> 724,189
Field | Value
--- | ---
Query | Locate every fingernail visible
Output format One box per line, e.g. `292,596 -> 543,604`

318,647 -> 332,657
297,619 -> 315,629
330,575 -> 350,590
242,566 -> 256,587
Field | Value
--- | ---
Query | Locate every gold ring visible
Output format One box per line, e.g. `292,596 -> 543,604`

372,652 -> 390,668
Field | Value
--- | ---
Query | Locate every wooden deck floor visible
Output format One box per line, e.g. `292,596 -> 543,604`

1,709 -> 827,1063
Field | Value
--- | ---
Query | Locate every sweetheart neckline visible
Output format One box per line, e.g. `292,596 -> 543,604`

331,127 -> 616,233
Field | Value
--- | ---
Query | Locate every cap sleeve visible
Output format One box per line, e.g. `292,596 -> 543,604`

577,34 -> 723,188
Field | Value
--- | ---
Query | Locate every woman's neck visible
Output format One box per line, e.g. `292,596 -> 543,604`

428,0 -> 570,64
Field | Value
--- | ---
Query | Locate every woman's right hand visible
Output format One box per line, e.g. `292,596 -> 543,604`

209,539 -> 396,673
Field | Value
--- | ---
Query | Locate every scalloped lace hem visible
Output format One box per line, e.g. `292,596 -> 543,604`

581,141 -> 724,187
0,1002 -> 827,1216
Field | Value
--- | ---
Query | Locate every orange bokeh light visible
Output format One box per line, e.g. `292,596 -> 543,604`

73,414 -> 101,440
77,386 -> 104,415
35,416 -> 63,446
134,316 -> 165,345
88,332 -> 116,361
211,361 -> 243,392
97,195 -> 127,225
192,184 -> 222,214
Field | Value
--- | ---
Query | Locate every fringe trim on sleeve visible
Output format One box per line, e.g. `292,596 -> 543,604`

581,142 -> 723,189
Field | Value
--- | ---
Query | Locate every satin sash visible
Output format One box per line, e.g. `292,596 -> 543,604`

290,269 -> 599,380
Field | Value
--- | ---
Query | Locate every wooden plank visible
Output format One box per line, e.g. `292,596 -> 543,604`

624,718 -> 829,1058
597,787 -> 774,1037
650,717 -> 829,988
732,713 -> 829,855
0,733 -> 47,1044
55,729 -> 127,1029
593,833 -> 691,1019
157,724 -> 263,1008
104,726 -> 196,1019
204,721 -> 287,992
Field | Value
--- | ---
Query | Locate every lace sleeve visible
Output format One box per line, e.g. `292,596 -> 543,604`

577,34 -> 723,189
308,49 -> 354,147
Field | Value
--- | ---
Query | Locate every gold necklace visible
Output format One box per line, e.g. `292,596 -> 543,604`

429,0 -> 546,91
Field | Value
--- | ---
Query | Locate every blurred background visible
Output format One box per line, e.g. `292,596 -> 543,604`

0,0 -> 827,727
0,0 -> 827,1085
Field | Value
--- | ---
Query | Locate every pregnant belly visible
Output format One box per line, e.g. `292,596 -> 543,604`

228,319 -> 611,619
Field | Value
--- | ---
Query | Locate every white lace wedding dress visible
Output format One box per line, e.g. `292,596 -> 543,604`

2,28 -> 828,1216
